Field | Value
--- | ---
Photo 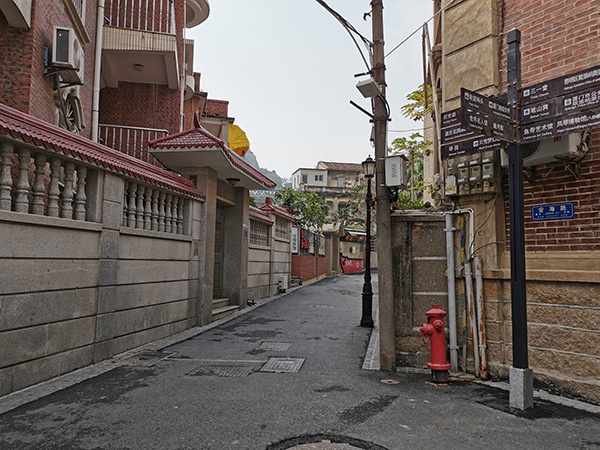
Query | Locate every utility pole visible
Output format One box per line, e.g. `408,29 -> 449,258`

371,0 -> 395,371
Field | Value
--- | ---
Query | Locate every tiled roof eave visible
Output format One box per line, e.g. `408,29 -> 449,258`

0,104 -> 204,201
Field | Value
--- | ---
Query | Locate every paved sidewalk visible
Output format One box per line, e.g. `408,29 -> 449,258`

0,274 -> 599,450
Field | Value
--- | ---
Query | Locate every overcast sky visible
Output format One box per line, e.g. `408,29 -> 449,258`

188,1 -> 433,180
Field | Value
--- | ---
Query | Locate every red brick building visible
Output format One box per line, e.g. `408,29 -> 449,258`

416,0 -> 600,403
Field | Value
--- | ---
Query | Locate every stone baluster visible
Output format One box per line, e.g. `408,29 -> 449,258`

14,148 -> 31,213
47,158 -> 61,217
61,162 -> 75,219
136,185 -> 145,228
177,197 -> 184,234
0,142 -> 14,211
158,191 -> 166,232
31,154 -> 47,215
122,181 -> 129,226
151,189 -> 159,231
74,166 -> 87,221
165,194 -> 172,233
144,187 -> 152,230
127,182 -> 137,227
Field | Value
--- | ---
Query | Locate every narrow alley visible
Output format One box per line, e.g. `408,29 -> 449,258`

0,274 -> 598,450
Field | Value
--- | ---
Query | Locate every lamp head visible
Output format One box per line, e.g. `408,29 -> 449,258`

362,155 -> 376,178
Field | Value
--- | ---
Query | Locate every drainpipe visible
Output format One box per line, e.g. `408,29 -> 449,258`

474,256 -> 489,379
444,214 -> 458,371
179,5 -> 187,131
464,258 -> 480,378
91,0 -> 105,143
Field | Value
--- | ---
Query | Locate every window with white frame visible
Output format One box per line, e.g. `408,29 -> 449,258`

250,219 -> 270,246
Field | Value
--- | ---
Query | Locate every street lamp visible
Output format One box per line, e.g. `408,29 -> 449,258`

360,155 -> 376,328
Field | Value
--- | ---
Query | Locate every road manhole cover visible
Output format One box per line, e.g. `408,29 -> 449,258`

119,350 -> 174,367
257,342 -> 293,351
266,434 -> 389,450
260,357 -> 305,373
188,365 -> 254,377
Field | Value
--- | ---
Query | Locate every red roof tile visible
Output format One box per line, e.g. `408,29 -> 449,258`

0,103 -> 203,200
317,161 -> 363,172
250,206 -> 274,224
149,127 -> 224,149
149,123 -> 276,189
260,197 -> 295,221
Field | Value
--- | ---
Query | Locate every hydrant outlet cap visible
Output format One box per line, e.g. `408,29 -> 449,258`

426,304 -> 448,317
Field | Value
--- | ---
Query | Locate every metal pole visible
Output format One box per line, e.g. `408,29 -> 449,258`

361,176 -> 374,327
507,28 -> 533,410
371,0 -> 395,371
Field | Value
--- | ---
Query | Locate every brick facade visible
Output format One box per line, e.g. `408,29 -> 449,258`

0,1 -> 97,139
498,0 -> 600,251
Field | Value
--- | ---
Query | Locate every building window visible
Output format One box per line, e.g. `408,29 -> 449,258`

302,174 -> 308,184
274,216 -> 289,240
315,174 -> 323,182
250,219 -> 270,246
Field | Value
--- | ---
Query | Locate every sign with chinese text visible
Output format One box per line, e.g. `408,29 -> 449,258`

531,202 -> 574,221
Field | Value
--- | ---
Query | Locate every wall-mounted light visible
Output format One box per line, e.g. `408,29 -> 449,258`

133,64 -> 145,72
226,177 -> 241,186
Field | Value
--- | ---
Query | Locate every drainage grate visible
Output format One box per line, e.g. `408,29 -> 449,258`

119,350 -> 174,367
257,342 -> 293,351
188,365 -> 254,377
260,357 -> 305,373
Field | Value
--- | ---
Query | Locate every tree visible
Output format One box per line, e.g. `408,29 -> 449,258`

273,187 -> 329,231
401,84 -> 433,122
389,85 -> 434,208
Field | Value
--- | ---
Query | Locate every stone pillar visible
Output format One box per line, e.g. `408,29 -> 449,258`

93,172 -> 123,362
191,167 -> 218,325
222,187 -> 249,307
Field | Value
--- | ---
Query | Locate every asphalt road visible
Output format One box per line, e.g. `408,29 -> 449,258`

1,274 -> 599,449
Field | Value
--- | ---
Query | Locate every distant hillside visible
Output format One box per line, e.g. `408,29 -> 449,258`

245,150 -> 284,188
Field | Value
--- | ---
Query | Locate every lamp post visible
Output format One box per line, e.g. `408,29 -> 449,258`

360,155 -> 376,328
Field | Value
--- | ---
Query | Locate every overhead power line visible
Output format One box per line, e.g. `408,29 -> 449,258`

314,0 -> 373,71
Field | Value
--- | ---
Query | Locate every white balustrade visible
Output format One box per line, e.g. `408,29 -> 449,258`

0,143 -> 90,221
121,181 -> 187,235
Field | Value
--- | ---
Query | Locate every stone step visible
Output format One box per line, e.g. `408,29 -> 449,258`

212,304 -> 239,322
212,298 -> 230,309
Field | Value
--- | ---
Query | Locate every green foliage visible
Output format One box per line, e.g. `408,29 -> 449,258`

401,84 -> 433,122
392,190 -> 425,210
273,187 -> 329,231
334,184 -> 366,229
389,132 -> 431,205
249,197 -> 257,207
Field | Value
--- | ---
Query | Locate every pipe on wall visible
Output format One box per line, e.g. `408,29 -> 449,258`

91,0 -> 105,143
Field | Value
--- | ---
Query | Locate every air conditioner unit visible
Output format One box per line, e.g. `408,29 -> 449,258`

501,133 -> 588,167
52,27 -> 80,69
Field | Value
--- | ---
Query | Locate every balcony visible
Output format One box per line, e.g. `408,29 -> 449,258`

102,0 -> 179,89
0,0 -> 32,28
98,124 -> 168,167
186,0 -> 210,28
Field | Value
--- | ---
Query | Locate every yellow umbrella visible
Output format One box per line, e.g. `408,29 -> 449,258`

228,123 -> 250,157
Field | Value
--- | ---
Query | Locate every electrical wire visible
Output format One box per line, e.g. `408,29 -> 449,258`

385,0 -> 459,58
314,0 -> 373,71
389,125 -> 434,133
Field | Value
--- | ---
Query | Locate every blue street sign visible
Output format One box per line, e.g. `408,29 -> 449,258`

531,202 -> 574,221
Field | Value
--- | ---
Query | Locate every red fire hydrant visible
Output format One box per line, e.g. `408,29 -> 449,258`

419,304 -> 451,383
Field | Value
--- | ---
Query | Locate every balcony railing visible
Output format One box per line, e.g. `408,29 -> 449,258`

99,124 -> 168,167
105,0 -> 176,34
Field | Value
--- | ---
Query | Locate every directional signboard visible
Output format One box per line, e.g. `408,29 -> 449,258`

520,64 -> 600,143
460,88 -> 516,142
